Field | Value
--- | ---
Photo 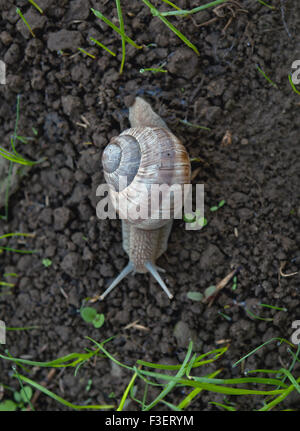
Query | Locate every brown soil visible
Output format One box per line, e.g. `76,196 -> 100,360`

0,0 -> 300,411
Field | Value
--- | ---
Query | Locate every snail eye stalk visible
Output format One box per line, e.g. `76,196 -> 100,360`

144,262 -> 173,299
99,261 -> 134,300
99,261 -> 173,300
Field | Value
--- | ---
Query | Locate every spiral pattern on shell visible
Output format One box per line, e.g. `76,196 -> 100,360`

102,126 -> 191,230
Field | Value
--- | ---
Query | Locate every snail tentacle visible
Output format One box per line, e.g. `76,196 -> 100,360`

100,260 -> 172,300
145,262 -> 173,299
100,261 -> 134,300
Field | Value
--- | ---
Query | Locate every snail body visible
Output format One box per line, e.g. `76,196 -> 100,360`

99,97 -> 191,300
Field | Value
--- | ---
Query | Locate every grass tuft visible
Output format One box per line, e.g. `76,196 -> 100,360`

1,337 -> 299,411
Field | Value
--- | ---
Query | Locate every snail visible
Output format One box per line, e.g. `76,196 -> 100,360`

98,97 -> 191,300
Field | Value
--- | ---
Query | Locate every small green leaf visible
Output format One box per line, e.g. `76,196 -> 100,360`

218,200 -> 226,208
20,386 -> 33,403
187,291 -> 203,301
210,206 -> 218,212
93,313 -> 105,329
198,217 -> 207,227
85,379 -> 92,392
0,400 -> 17,411
42,258 -> 52,267
80,307 -> 97,323
183,213 -> 196,223
14,391 -> 21,403
204,285 -> 217,299
218,311 -> 232,322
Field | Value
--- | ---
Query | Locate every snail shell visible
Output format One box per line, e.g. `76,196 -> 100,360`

102,126 -> 191,230
98,97 -> 191,301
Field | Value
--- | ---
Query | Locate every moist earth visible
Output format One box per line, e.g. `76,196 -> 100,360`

0,0 -> 300,411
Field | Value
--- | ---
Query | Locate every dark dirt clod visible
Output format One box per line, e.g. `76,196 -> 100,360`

47,29 -> 83,51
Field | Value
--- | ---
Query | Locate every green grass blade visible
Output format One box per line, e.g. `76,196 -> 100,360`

288,74 -> 300,95
0,96 -> 45,166
0,348 -> 102,368
258,382 -> 298,411
11,106 -> 22,154
90,38 -> 116,56
116,0 -> 126,74
160,0 -> 182,10
141,0 -> 199,55
78,47 -> 96,59
256,64 -> 278,88
244,307 -> 273,321
232,338 -> 296,368
159,0 -> 228,16
177,369 -> 222,410
135,368 -> 287,396
0,232 -> 35,240
14,373 -> 114,410
13,369 -> 35,410
135,367 -> 288,389
141,340 -> 194,410
140,67 -> 168,73
136,361 -> 181,370
28,0 -> 43,14
16,8 -> 35,37
259,303 -> 287,312
160,400 -> 182,410
209,401 -> 236,411
1,161 -> 12,221
185,353 -> 197,378
0,281 -> 15,287
0,145 -> 18,156
276,369 -> 300,393
193,346 -> 228,364
91,8 -> 142,49
86,336 -> 134,371
0,247 -> 38,254
15,135 -> 34,144
137,346 -> 228,371
0,148 -> 35,165
117,371 -> 138,411
255,0 -> 276,9
191,376 -> 288,388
